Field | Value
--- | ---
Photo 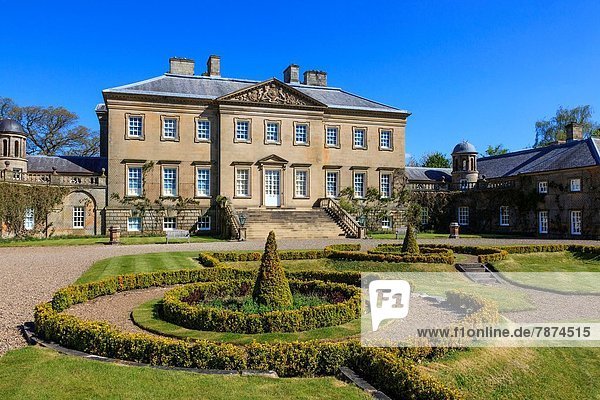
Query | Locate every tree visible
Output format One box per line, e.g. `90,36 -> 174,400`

534,105 -> 600,147
253,231 -> 293,309
401,224 -> 420,254
484,144 -> 509,156
0,96 -> 99,156
420,152 -> 451,168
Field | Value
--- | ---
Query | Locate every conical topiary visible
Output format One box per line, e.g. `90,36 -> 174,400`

252,231 -> 293,309
402,224 -> 420,254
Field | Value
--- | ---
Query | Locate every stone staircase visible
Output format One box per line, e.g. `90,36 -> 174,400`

456,263 -> 503,285
242,208 -> 346,240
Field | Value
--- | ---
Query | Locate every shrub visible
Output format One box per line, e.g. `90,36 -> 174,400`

253,232 -> 293,309
209,250 -> 326,262
401,225 -> 420,254
330,249 -> 455,265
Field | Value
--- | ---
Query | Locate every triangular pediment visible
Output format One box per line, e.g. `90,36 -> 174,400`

256,154 -> 289,165
217,79 -> 326,107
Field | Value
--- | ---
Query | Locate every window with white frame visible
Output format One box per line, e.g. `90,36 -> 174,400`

381,216 -> 392,229
380,174 -> 391,198
460,179 -> 468,190
73,206 -> 85,229
354,172 -> 366,198
127,166 -> 143,197
325,127 -> 339,147
295,170 -> 308,198
163,217 -> 176,231
162,167 -> 178,197
196,120 -> 210,141
499,206 -> 510,226
380,130 -> 392,149
128,116 -> 143,138
236,120 -> 250,141
196,168 -> 210,197
127,217 -> 141,232
24,208 -> 34,230
421,208 -> 429,226
325,171 -> 339,198
295,123 -> 308,144
235,169 -> 250,197
163,118 -> 178,139
570,178 -> 581,192
197,215 -> 211,231
353,128 -> 366,148
458,206 -> 469,226
538,181 -> 548,194
265,122 -> 280,143
538,211 -> 548,234
570,210 -> 582,235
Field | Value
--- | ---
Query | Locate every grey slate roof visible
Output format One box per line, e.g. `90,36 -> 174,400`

405,166 -> 452,182
478,138 -> 600,179
27,156 -> 107,175
104,74 -> 407,114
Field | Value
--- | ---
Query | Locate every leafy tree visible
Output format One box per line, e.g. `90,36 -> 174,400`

401,224 -> 420,254
484,144 -> 509,156
253,231 -> 293,309
0,96 -> 99,156
534,105 -> 600,147
338,186 -> 395,232
420,152 -> 452,168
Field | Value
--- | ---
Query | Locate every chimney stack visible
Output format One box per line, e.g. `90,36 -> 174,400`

566,122 -> 583,142
303,70 -> 327,86
169,57 -> 195,75
283,64 -> 300,84
206,55 -> 221,77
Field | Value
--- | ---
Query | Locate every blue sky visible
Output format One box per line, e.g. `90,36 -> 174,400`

1,0 -> 598,161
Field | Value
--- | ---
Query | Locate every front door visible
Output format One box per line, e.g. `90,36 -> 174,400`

264,169 -> 281,207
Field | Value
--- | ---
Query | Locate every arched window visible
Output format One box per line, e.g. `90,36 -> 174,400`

14,141 -> 19,158
462,159 -> 467,171
2,139 -> 7,157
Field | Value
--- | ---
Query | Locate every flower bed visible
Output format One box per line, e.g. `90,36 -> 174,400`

160,280 -> 361,334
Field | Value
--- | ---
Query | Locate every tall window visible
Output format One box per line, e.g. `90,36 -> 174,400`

421,208 -> 429,226
380,130 -> 392,150
73,206 -> 85,229
353,128 -> 366,148
295,170 -> 308,198
295,123 -> 308,144
14,141 -> 19,158
381,216 -> 392,229
163,217 -> 176,231
571,210 -> 582,235
127,217 -> 141,232
354,172 -> 366,198
24,208 -> 35,230
380,174 -> 391,198
196,120 -> 210,141
265,122 -> 280,143
162,168 -> 177,197
538,181 -> 548,194
196,168 -> 210,197
499,206 -> 510,226
570,178 -> 581,192
325,127 -> 339,147
127,166 -> 143,197
538,211 -> 548,234
235,169 -> 250,197
326,171 -> 339,198
163,118 -> 178,139
128,116 -> 143,137
236,120 -> 250,141
197,215 -> 211,231
458,206 -> 469,226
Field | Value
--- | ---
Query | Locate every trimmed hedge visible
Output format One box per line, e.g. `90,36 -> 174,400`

331,249 -> 455,265
161,280 -> 361,334
210,250 -> 326,262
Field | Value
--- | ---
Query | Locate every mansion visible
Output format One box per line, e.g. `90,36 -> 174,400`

1,55 -> 598,239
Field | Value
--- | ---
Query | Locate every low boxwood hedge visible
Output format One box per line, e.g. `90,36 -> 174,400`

330,249 -> 455,265
160,280 -> 361,334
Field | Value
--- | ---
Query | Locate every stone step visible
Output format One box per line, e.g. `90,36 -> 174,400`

242,208 -> 346,239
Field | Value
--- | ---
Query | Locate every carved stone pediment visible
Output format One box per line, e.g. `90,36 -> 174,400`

218,79 -> 325,107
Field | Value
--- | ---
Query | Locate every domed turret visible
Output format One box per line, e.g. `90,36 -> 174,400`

0,118 -> 28,175
451,140 -> 478,189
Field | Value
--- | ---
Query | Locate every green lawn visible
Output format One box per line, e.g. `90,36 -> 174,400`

0,235 -> 220,248
0,347 -> 368,400
132,299 -> 361,344
491,252 -> 600,294
420,347 -> 600,400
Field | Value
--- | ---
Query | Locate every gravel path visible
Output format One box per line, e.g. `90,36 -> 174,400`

1,236 -> 599,356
